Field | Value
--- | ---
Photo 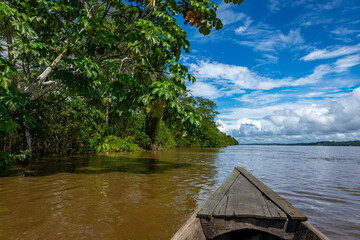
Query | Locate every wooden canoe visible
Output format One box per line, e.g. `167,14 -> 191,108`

171,167 -> 328,240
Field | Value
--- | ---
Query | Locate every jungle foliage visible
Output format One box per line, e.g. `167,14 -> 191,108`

0,0 -> 240,171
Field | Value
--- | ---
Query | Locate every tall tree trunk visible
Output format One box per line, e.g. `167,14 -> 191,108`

105,67 -> 110,136
145,116 -> 160,150
6,26 -> 20,90
105,102 -> 110,136
22,122 -> 32,151
6,25 -> 31,151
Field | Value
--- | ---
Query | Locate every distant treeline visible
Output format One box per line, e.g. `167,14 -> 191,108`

291,141 -> 360,146
242,141 -> 360,146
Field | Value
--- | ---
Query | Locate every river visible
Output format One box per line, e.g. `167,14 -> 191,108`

0,145 -> 359,239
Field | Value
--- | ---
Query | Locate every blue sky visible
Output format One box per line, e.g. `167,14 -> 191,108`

181,0 -> 360,143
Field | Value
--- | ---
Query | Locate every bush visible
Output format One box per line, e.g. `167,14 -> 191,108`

0,152 -> 12,172
0,150 -> 32,172
155,121 -> 176,150
95,135 -> 141,152
134,131 -> 151,149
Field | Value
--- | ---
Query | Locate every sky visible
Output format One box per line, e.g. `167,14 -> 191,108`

180,0 -> 360,144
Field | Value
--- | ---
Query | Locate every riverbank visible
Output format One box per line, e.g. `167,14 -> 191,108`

1,97 -> 238,172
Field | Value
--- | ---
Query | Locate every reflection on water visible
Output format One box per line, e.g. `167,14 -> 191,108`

12,154 -> 192,176
0,146 -> 359,239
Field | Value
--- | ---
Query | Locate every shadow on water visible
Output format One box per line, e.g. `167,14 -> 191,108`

2,154 -> 192,177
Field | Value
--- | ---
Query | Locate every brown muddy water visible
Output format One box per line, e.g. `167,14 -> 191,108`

0,145 -> 359,240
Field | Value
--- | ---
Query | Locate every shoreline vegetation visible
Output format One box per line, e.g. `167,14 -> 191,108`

0,1 -> 243,172
1,95 -> 238,172
240,140 -> 360,146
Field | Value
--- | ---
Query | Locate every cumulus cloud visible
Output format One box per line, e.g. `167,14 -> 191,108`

187,82 -> 221,99
301,43 -> 360,61
218,118 -> 276,141
216,119 -> 228,132
218,88 -> 360,143
218,118 -> 263,134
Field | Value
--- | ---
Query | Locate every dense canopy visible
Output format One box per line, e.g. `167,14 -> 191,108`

0,0 -> 240,171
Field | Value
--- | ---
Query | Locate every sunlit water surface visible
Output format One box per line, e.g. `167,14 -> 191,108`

0,145 -> 359,239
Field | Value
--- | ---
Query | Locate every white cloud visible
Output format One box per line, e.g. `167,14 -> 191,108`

262,54 -> 279,64
188,60 -> 332,92
235,91 -> 283,105
292,64 -> 332,86
236,118 -> 262,130
301,43 -> 360,61
187,82 -> 220,99
187,54 -> 359,99
217,3 -> 246,25
297,12 -> 333,27
331,26 -> 360,36
219,103 -> 299,120
293,0 -> 356,29
334,54 -> 360,73
217,118 -> 270,139
216,119 -> 228,132
235,20 -> 304,52
218,88 -> 360,143
235,89 -> 342,107
269,0 -> 281,12
266,0 -> 310,13
319,0 -> 343,10
303,91 -> 325,98
234,17 -> 253,34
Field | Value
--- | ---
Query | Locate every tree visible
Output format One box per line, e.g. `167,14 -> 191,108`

0,0 -> 243,152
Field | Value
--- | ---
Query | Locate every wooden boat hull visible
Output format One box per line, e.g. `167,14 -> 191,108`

171,167 -> 329,240
171,212 -> 207,240
171,211 -> 328,240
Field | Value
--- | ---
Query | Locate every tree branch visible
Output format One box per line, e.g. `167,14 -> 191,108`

23,50 -> 66,94
29,82 -> 61,101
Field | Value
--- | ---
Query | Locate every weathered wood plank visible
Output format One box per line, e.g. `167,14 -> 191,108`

171,212 -> 207,240
294,221 -> 329,240
227,174 -> 261,218
247,179 -> 276,219
212,171 -> 287,220
235,167 -> 307,221
225,175 -> 246,217
197,170 -> 239,218
264,196 -> 287,219
226,174 -> 276,219
212,190 -> 229,217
